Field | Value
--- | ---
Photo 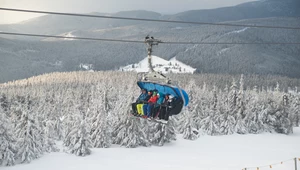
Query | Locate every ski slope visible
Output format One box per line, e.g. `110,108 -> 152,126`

3,127 -> 300,170
120,55 -> 196,74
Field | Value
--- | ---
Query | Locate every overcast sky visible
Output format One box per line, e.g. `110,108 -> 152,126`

0,0 -> 255,24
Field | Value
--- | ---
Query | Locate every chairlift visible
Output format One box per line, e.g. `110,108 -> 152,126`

130,36 -> 189,124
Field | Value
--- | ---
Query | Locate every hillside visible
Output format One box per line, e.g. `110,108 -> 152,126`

1,17 -> 299,83
166,0 -> 300,22
0,0 -> 300,83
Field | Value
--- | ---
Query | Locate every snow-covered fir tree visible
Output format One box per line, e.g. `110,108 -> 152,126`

149,119 -> 176,146
235,75 -> 247,134
15,108 -> 44,163
217,94 -> 236,135
291,95 -> 300,127
53,116 -> 64,141
0,107 -> 16,166
63,108 -> 92,156
182,112 -> 199,140
113,115 -> 150,148
44,120 -> 60,152
91,113 -> 112,148
275,94 -> 293,134
90,88 -> 112,148
62,94 -> 78,143
199,108 -> 219,135
164,119 -> 177,142
0,93 -> 9,112
229,78 -> 238,116
198,85 -> 220,135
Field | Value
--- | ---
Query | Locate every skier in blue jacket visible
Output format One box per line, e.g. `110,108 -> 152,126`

132,89 -> 149,115
136,89 -> 148,102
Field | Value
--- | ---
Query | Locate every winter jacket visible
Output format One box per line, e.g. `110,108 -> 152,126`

148,95 -> 159,103
157,92 -> 165,105
145,95 -> 151,101
136,93 -> 148,102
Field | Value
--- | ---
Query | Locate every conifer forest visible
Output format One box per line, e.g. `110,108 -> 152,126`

0,71 -> 299,166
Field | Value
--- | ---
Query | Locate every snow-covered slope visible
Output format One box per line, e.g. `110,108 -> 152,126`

3,127 -> 300,170
43,31 -> 77,41
120,56 -> 196,74
63,31 -> 76,41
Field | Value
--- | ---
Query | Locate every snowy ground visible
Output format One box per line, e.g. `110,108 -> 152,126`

4,128 -> 300,170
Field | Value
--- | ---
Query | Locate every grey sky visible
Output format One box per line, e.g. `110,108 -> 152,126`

0,0 -> 255,24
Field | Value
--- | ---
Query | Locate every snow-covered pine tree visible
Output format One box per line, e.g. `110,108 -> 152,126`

113,114 -> 150,148
49,94 -> 64,141
164,118 -> 177,142
149,122 -> 168,146
90,87 -> 112,148
214,81 -> 236,135
63,108 -> 92,156
235,115 -> 247,134
217,102 -> 236,135
44,119 -> 60,152
291,95 -> 300,127
237,75 -> 245,117
53,116 -> 64,140
32,98 -> 49,153
147,116 -> 176,145
264,97 -> 282,133
212,85 -> 218,110
0,107 -> 16,166
90,92 -> 112,148
199,106 -> 219,136
274,94 -> 293,134
62,95 -> 78,144
0,93 -> 9,112
229,78 -> 238,116
194,84 -> 211,130
235,75 -> 247,134
174,113 -> 186,134
244,92 -> 265,134
91,113 -> 112,148
182,112 -> 199,140
15,109 -> 44,163
197,85 -> 219,136
175,79 -> 202,133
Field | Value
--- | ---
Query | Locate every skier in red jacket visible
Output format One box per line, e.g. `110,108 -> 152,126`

143,90 -> 159,118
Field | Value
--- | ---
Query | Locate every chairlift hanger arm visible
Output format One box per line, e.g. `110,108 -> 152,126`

142,36 -> 171,84
145,36 -> 161,72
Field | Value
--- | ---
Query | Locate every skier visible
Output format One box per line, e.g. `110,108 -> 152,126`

158,94 -> 172,121
143,90 -> 159,118
132,89 -> 148,115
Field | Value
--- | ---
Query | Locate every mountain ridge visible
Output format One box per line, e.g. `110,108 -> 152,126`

0,0 -> 299,83
1,0 -> 299,37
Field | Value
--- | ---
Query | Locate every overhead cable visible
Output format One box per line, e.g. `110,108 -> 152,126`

1,31 -> 300,45
0,8 -> 300,30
